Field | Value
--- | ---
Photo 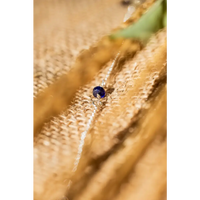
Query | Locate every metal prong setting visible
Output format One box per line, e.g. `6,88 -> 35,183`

97,94 -> 101,100
91,94 -> 104,107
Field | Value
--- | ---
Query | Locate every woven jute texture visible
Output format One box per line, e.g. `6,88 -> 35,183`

34,1 -> 167,200
34,0 -> 128,97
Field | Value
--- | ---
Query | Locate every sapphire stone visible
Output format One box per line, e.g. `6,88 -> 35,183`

93,86 -> 105,98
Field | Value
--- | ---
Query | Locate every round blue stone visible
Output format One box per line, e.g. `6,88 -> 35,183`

93,86 -> 105,98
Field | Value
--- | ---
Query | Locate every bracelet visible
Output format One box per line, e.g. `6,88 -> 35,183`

62,52 -> 121,198
72,52 -> 120,173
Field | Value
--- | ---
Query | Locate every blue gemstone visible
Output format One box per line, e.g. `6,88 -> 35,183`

93,86 -> 105,98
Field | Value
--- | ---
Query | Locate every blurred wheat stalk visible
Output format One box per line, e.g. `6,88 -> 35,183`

34,0 -> 167,200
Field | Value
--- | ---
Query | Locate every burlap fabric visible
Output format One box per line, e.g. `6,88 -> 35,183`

34,0 -> 167,200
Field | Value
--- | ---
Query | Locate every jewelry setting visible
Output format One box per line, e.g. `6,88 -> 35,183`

91,86 -> 106,107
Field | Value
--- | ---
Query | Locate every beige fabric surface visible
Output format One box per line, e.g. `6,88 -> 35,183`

34,1 -> 167,200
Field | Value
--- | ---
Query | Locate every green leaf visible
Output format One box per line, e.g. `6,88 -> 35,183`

110,0 -> 166,43
163,0 -> 170,27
